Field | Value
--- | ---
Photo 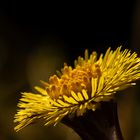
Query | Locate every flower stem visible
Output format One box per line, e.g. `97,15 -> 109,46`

63,101 -> 124,140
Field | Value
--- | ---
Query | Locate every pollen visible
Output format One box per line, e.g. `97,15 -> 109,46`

14,46 -> 140,132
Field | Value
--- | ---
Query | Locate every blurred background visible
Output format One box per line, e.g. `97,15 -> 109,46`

0,0 -> 140,140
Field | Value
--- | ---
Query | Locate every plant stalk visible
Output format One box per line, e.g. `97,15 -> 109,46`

63,101 -> 124,140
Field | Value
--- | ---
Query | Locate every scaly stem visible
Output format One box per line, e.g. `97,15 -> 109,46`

63,101 -> 123,140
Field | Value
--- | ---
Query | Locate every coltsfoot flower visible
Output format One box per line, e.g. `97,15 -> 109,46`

14,46 -> 140,132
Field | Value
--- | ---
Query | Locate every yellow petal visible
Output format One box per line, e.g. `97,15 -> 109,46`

35,86 -> 48,95
57,99 -> 70,107
97,76 -> 104,93
91,78 -> 97,97
50,100 -> 63,107
71,91 -> 80,101
82,89 -> 89,100
63,95 -> 78,104
77,92 -> 84,101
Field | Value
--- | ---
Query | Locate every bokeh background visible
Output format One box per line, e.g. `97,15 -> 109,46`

0,1 -> 140,140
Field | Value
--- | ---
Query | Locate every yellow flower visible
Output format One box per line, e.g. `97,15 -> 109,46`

14,46 -> 140,132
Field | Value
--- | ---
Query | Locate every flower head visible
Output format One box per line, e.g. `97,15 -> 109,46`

14,46 -> 140,131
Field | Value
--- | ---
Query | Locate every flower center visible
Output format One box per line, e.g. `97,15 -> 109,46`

46,63 -> 101,99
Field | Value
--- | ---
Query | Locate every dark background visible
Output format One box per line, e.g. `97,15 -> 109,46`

0,1 -> 140,140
